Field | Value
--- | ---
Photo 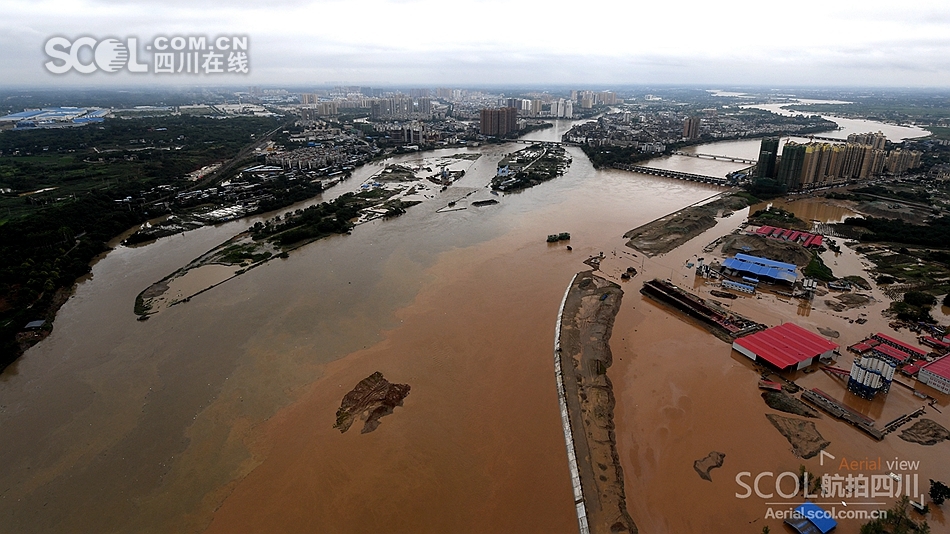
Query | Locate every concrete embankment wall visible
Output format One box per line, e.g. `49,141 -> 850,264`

554,272 -> 591,534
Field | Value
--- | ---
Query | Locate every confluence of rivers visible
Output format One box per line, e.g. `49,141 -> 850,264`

0,116 -> 945,533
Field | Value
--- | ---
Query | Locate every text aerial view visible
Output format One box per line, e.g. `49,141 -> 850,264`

3,1 -> 950,533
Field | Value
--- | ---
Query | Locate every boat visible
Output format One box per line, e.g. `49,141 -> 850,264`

758,379 -> 782,392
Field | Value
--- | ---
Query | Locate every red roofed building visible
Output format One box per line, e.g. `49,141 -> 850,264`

871,333 -> 928,359
872,343 -> 910,365
918,355 -> 950,394
922,336 -> 950,351
901,363 -> 921,377
733,323 -> 839,371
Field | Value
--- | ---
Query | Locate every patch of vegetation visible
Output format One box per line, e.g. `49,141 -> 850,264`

905,291 -> 937,308
744,178 -> 787,200
931,479 -> 950,506
731,191 -> 760,205
218,244 -> 272,265
927,126 -> 950,142
382,199 -> 420,218
749,206 -> 808,229
804,254 -> 835,282
859,496 -> 931,534
853,185 -> 931,205
581,145 -> 655,169
250,190 -> 396,247
825,191 -> 857,201
844,216 -> 950,248
844,275 -> 872,290
889,301 -> 934,323
0,115 -> 284,370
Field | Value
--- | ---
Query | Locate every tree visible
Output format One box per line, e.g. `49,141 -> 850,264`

930,479 -> 950,506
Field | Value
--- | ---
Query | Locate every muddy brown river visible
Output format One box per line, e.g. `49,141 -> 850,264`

1,132 -> 947,533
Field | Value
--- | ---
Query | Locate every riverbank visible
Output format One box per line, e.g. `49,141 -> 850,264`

556,271 -> 635,534
623,193 -> 750,256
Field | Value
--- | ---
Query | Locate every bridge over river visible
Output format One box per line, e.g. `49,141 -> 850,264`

612,163 -> 733,186
671,151 -> 757,165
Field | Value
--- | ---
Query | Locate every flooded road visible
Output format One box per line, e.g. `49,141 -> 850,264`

1,130 -> 946,533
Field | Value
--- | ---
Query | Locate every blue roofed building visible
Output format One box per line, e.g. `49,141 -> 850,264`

721,253 -> 798,284
785,501 -> 837,534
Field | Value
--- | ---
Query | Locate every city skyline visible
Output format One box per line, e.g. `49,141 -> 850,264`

3,0 -> 950,87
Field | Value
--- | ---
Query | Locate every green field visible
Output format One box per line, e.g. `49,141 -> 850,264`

0,114 -> 282,369
926,126 -> 950,141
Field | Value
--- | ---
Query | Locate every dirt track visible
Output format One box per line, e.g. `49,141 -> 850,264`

557,271 -> 636,534
623,195 -> 749,256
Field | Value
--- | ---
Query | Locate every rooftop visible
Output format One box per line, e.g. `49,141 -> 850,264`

734,322 -> 838,370
922,354 -> 950,381
722,253 -> 798,283
872,333 -> 928,357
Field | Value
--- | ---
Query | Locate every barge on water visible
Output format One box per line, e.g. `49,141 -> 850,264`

640,278 -> 762,339
801,388 -> 885,441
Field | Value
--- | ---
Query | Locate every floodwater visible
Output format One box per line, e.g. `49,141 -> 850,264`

744,101 -> 930,141
605,211 -> 950,532
1,128 -> 947,533
749,197 -> 860,225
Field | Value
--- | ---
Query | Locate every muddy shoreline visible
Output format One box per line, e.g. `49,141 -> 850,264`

623,194 -> 749,256
556,271 -> 636,534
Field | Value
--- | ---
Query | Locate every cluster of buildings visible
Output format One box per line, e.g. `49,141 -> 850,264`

563,105 -> 835,151
571,90 -> 619,108
756,133 -> 923,190
848,333 -> 950,395
479,107 -> 520,137
0,107 -> 107,129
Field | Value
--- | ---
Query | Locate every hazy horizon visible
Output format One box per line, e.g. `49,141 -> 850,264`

4,0 -> 950,88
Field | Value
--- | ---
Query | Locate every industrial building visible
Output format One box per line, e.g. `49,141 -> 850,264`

785,501 -> 837,534
847,354 -> 896,399
918,355 -> 950,394
871,333 -> 928,360
753,225 -> 824,248
732,322 -> 838,372
0,107 -> 106,128
721,253 -> 798,285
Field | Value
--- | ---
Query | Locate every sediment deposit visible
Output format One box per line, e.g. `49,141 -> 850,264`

334,372 -> 410,434
557,271 -> 636,534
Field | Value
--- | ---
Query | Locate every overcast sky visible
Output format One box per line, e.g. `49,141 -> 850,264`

3,0 -> 950,88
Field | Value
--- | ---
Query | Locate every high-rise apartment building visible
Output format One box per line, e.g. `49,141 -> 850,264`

847,131 -> 887,151
417,97 -> 432,115
776,142 -> 807,189
479,107 -> 518,137
885,149 -> 922,174
756,138 -> 779,179
683,117 -> 700,139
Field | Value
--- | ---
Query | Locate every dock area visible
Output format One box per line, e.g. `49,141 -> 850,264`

801,388 -> 885,440
640,278 -> 761,339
